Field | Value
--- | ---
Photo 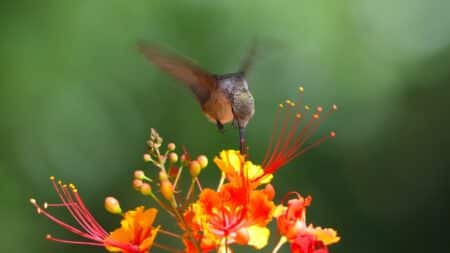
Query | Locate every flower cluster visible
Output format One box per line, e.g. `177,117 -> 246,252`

30,86 -> 340,253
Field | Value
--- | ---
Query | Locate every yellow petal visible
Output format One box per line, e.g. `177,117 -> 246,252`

273,204 -> 286,218
312,226 -> 340,245
226,150 -> 243,172
244,161 -> 273,184
247,225 -> 270,249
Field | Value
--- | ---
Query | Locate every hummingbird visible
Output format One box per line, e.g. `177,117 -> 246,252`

138,43 -> 255,154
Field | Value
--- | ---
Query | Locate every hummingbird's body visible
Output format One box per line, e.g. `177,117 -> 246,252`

204,74 -> 254,129
138,43 -> 255,154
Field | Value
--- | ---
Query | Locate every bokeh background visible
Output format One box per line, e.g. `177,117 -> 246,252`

1,0 -> 449,252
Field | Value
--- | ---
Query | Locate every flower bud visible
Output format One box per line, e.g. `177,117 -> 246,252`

140,183 -> 152,196
143,153 -> 152,162
160,180 -> 174,201
167,142 -> 176,151
168,167 -> 179,178
159,171 -> 168,181
189,160 -> 202,177
104,197 -> 122,214
132,179 -> 143,190
197,155 -> 208,169
134,170 -> 145,179
168,152 -> 178,163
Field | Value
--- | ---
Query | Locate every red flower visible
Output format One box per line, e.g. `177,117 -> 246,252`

290,233 -> 329,253
183,183 -> 275,252
275,192 -> 340,253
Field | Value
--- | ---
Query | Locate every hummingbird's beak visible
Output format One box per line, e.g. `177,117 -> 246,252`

239,127 -> 246,155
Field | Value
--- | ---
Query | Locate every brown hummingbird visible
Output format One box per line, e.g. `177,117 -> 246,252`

138,43 -> 255,154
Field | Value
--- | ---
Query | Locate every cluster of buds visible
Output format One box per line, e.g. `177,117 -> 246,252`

29,86 -> 341,253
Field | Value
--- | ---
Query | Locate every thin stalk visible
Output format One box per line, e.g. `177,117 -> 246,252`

153,242 -> 183,253
272,236 -> 287,253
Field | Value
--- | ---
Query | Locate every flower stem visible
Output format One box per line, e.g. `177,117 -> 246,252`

173,165 -> 183,189
149,192 -> 175,217
216,172 -> 226,191
272,236 -> 287,253
184,178 -> 196,205
158,228 -> 182,239
153,242 -> 183,253
170,197 -> 202,252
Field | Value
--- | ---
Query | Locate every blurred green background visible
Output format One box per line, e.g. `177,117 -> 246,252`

1,0 -> 449,252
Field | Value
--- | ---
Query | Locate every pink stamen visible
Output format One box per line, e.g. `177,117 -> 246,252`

52,180 -> 108,239
46,234 -> 104,247
30,177 -> 148,253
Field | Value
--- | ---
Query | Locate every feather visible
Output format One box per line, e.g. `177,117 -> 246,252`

138,42 -> 217,104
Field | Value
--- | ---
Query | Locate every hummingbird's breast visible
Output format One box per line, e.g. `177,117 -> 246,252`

201,89 -> 234,124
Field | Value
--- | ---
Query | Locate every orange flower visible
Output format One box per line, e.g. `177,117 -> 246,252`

30,177 -> 159,253
275,192 -> 340,253
106,206 -> 160,253
183,182 -> 275,252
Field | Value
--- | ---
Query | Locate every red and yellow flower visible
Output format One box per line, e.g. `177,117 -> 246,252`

183,150 -> 276,252
30,177 -> 159,253
275,192 -> 340,253
106,207 -> 160,253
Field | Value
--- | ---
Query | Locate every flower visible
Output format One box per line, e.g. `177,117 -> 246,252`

106,206 -> 160,253
30,86 -> 341,253
214,149 -> 273,187
275,192 -> 340,253
260,87 -> 337,178
182,150 -> 276,252
183,183 -> 275,252
29,177 -> 159,253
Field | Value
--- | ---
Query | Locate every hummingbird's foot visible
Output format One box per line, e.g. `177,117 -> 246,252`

216,120 -> 225,134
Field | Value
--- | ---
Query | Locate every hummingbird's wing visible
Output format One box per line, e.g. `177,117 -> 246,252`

138,43 -> 217,104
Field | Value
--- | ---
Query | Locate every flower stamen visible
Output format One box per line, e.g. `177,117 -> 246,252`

260,87 -> 337,177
